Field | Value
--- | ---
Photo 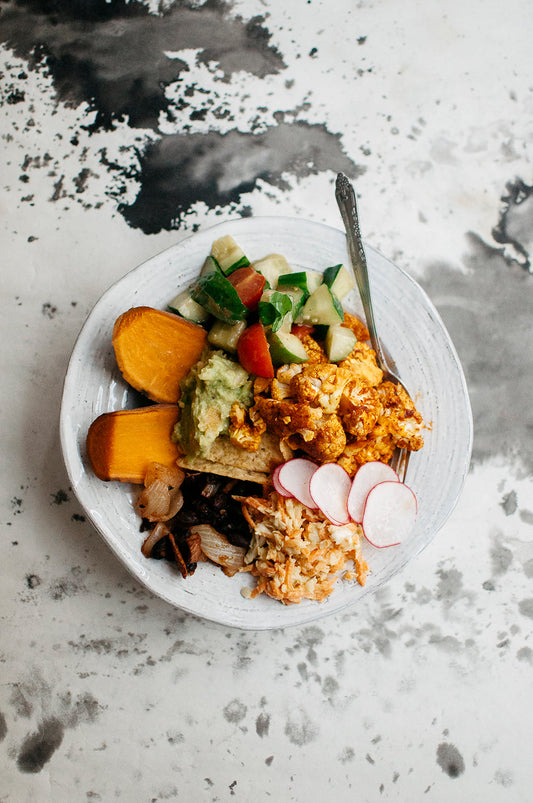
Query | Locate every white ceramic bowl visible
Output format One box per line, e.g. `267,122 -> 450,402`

60,217 -> 473,630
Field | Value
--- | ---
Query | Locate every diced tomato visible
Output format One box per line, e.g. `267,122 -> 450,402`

291,323 -> 314,339
227,266 -> 266,310
237,322 -> 274,378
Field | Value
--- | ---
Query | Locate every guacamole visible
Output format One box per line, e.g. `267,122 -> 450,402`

173,348 -> 253,457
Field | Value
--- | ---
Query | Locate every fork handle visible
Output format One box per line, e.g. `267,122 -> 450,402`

335,172 -> 386,367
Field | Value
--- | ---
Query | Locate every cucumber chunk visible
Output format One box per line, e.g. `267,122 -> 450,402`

201,255 -> 219,276
283,287 -> 307,321
300,283 -> 344,326
252,253 -> 291,288
168,289 -> 211,323
207,319 -> 247,354
191,268 -> 248,323
211,235 -> 250,275
322,264 -> 355,299
325,324 -> 357,362
268,330 -> 310,365
277,270 -> 322,296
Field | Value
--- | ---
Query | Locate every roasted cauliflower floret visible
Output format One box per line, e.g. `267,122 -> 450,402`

337,381 -> 424,474
254,397 -> 323,443
289,413 -> 347,463
276,363 -> 304,385
339,381 -> 383,439
289,363 -> 353,414
338,342 -> 383,387
299,333 -> 329,364
376,381 -> 424,451
228,402 -> 266,452
290,363 -> 351,413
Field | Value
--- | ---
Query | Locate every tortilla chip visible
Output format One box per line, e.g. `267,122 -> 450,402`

176,432 -> 292,484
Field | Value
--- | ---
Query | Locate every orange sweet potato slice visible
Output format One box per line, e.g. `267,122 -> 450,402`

112,306 -> 207,403
86,404 -> 181,483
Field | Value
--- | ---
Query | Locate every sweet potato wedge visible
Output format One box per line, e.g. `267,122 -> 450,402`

86,404 -> 181,483
112,306 -> 207,403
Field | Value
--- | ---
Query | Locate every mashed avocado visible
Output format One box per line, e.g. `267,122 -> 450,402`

173,348 -> 253,457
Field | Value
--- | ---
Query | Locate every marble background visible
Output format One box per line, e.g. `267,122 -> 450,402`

1,1 -> 532,800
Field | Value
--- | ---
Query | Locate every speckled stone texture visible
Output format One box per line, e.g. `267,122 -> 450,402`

1,0 -> 532,800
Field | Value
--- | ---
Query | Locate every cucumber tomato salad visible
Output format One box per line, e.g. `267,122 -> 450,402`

169,234 -> 359,377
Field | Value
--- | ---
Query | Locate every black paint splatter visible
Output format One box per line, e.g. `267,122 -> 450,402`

26,574 -> 42,589
10,496 -> 23,514
500,490 -> 518,516
17,717 -> 64,773
256,712 -> 270,737
0,0 -> 363,233
492,179 -> 533,271
0,0 -> 285,133
6,87 -> 25,104
0,712 -> 7,741
284,710 -> 318,746
119,122 -> 361,233
436,742 -> 465,778
223,699 -> 247,724
51,488 -> 70,504
41,302 -> 58,319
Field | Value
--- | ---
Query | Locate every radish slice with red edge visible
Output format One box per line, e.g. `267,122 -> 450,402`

309,463 -> 351,524
347,461 -> 400,523
362,481 -> 417,548
272,464 -> 292,497
277,458 -> 319,509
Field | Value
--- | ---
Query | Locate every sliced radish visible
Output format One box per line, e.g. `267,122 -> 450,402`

309,463 -> 352,524
272,464 -> 292,497
277,458 -> 319,509
347,461 -> 400,523
362,481 -> 417,548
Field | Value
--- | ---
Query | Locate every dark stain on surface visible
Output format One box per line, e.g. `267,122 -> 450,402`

490,541 -> 513,576
500,490 -> 518,516
0,712 -> 7,741
0,0 -> 285,132
51,488 -> 70,504
41,302 -> 58,319
1,0 -> 363,233
256,712 -> 270,738
10,495 -> 24,515
223,699 -> 247,725
421,232 -> 533,472
26,573 -> 42,589
17,717 -> 64,773
120,122 -> 361,233
436,742 -> 465,778
492,179 -> 533,271
518,599 -> 533,619
63,691 -> 102,728
9,685 -> 34,718
49,575 -> 84,600
284,710 -> 319,746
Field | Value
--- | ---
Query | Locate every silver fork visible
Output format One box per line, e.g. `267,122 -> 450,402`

335,172 -> 410,481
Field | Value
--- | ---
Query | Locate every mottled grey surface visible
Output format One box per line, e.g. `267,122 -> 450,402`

1,0 -> 532,800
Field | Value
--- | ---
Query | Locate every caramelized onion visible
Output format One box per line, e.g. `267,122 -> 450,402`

141,521 -> 170,558
190,524 -> 246,576
135,462 -> 185,522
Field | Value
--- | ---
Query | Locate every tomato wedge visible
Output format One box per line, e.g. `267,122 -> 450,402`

291,323 -> 314,339
228,266 -> 266,310
237,322 -> 274,378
